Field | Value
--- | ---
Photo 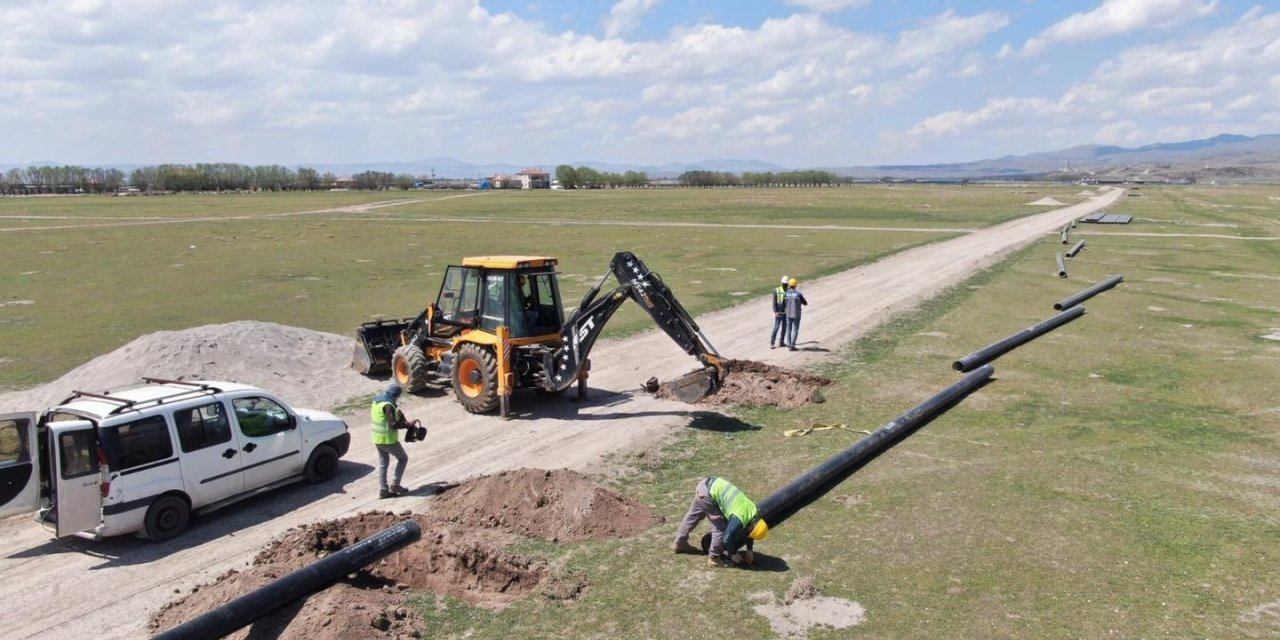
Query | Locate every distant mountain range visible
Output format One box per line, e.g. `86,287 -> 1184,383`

5,133 -> 1279,182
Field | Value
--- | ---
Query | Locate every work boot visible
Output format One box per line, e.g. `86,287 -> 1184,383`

673,540 -> 700,555
391,485 -> 410,496
706,554 -> 729,568
789,346 -> 797,351
379,489 -> 394,499
770,343 -> 776,349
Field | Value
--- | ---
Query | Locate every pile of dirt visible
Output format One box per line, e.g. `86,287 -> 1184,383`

655,359 -> 832,409
150,469 -> 650,638
751,576 -> 867,638
430,468 -> 655,542
0,321 -> 383,413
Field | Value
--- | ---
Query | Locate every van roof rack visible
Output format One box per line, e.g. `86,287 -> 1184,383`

62,378 -> 224,416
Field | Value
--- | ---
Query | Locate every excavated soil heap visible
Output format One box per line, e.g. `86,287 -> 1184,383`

656,359 -> 832,409
150,469 -> 654,639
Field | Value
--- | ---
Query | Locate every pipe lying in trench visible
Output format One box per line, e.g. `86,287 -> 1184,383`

1066,239 -> 1086,258
754,365 -> 994,530
951,306 -> 1086,373
1056,253 -> 1068,278
1053,274 -> 1124,311
153,520 -> 423,640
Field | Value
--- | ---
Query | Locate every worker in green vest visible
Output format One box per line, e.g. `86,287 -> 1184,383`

371,383 -> 411,499
673,476 -> 769,566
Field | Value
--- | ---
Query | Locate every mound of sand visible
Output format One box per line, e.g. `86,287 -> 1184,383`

1027,197 -> 1065,206
150,469 -> 649,638
0,321 -> 384,413
655,359 -> 833,409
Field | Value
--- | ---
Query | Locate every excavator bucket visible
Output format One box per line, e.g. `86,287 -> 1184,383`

668,367 -> 721,404
352,319 -> 410,375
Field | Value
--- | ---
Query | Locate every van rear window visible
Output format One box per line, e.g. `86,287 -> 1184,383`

175,402 -> 231,452
100,416 -> 173,470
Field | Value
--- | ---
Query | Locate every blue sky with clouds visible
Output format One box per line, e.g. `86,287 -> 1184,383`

1,0 -> 1275,168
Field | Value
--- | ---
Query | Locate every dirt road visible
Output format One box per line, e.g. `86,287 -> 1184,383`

0,188 -> 1121,639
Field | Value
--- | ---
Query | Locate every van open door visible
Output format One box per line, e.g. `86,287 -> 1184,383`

0,412 -> 39,517
49,420 -> 102,538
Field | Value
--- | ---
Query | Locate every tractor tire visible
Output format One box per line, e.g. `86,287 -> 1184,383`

452,343 -> 499,414
144,494 -> 191,542
392,344 -> 432,392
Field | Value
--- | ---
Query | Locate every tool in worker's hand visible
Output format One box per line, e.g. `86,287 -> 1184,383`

401,419 -> 427,443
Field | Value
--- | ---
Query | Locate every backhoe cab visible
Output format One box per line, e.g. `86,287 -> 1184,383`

352,252 -> 725,417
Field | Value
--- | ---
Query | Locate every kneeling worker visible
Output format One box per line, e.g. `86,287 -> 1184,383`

673,476 -> 769,566
371,383 -> 411,499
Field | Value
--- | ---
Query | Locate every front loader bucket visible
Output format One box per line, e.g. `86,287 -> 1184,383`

352,319 -> 411,375
669,367 -> 719,404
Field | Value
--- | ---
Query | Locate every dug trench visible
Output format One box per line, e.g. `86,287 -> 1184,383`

653,359 -> 834,409
149,468 -> 654,639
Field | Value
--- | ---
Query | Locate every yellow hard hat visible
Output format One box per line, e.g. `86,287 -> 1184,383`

749,518 -> 769,540
788,278 -> 798,287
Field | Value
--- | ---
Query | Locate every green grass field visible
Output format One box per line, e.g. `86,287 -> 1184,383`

2,184 -> 1276,638
0,184 -> 1081,389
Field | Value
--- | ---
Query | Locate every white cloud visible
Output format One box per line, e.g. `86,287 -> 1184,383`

604,0 -> 660,39
893,10 -> 1010,67
907,8 -> 1280,151
635,106 -> 728,141
785,0 -> 870,13
1023,0 -> 1218,55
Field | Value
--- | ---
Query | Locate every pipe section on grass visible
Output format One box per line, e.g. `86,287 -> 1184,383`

1056,253 -> 1067,278
153,520 -> 423,640
1066,239 -> 1086,258
1053,274 -> 1123,311
952,306 -> 1086,373
1061,226 -> 1070,244
755,365 -> 994,529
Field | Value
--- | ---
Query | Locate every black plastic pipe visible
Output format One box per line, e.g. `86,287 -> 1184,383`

754,365 -> 994,530
952,306 -> 1085,373
153,520 -> 422,640
1066,239 -> 1086,258
1056,253 -> 1067,278
1053,274 -> 1123,311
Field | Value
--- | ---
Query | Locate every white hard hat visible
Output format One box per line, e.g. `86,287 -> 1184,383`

781,275 -> 790,284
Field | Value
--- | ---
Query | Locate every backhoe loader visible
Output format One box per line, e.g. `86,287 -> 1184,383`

352,252 -> 726,417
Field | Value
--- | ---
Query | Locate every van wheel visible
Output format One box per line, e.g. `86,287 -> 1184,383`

305,445 -> 339,483
145,495 -> 190,541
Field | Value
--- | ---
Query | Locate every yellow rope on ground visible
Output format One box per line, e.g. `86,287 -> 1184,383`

783,423 -> 871,437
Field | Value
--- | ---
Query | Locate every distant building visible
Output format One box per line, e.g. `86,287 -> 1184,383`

516,167 -> 551,189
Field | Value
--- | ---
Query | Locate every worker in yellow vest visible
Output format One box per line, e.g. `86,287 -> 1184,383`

370,383 -> 411,499
673,476 -> 769,566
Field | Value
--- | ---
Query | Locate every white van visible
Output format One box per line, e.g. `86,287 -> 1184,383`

0,378 -> 351,541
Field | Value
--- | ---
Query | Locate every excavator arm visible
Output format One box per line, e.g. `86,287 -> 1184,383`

541,251 -> 726,402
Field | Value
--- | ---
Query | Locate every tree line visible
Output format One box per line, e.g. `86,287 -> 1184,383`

679,169 -> 843,187
0,163 -> 433,195
555,165 -> 649,189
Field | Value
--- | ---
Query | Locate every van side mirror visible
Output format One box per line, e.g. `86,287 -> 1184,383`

286,414 -> 298,430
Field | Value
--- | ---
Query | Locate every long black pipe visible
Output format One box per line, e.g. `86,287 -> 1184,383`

1055,253 -> 1067,278
1053,274 -> 1123,311
952,306 -> 1085,373
153,520 -> 422,640
753,365 -> 994,530
1066,239 -> 1086,258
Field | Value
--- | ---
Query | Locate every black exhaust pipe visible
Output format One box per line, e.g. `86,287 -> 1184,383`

153,520 -> 422,640
1056,253 -> 1067,278
1066,239 -> 1086,258
952,306 -> 1086,373
1053,274 -> 1123,311
754,365 -> 994,529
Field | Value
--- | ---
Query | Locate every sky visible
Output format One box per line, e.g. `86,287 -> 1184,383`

1,0 -> 1277,169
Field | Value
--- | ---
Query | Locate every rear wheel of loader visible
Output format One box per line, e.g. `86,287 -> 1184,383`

392,344 -> 431,392
452,343 -> 499,413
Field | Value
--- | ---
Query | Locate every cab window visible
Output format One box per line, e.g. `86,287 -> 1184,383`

0,418 -> 29,466
175,402 -> 232,452
99,415 -> 172,470
233,397 -> 292,438
437,266 -> 481,326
